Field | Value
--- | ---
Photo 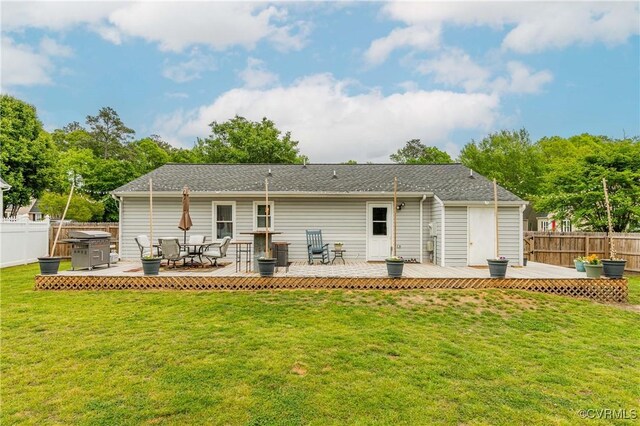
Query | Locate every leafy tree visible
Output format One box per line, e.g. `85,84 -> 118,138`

51,126 -> 93,152
54,148 -> 97,191
0,95 -> 59,216
128,138 -> 170,175
390,139 -> 453,164
86,107 -> 135,159
459,129 -> 543,199
535,139 -> 640,232
39,191 -> 104,222
193,116 -> 306,164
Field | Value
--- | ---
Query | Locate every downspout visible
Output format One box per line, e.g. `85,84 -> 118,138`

434,195 -> 445,266
419,194 -> 427,263
112,194 -> 121,259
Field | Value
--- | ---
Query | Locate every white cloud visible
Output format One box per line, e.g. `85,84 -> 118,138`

2,2 -> 309,53
491,62 -> 553,95
153,74 -> 499,162
1,37 -> 74,88
1,38 -> 52,87
365,25 -> 440,65
162,50 -> 217,83
418,49 -> 491,93
239,57 -> 279,89
380,2 -> 640,54
39,37 -> 73,58
418,50 -> 553,95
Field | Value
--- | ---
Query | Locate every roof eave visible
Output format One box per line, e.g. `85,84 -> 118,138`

112,190 -> 435,198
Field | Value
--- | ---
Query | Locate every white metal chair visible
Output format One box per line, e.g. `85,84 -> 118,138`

186,234 -> 206,263
201,236 -> 231,266
135,235 -> 160,258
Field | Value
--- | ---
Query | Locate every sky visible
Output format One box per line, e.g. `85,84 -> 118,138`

1,1 -> 639,163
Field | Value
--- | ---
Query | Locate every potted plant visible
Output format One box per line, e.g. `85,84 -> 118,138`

257,256 -> 276,277
574,256 -> 586,272
601,258 -> 626,279
38,256 -> 62,275
141,255 -> 162,276
583,254 -> 602,278
334,242 -> 344,251
386,256 -> 404,278
487,256 -> 509,278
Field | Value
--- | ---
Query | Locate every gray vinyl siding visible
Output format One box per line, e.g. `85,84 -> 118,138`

431,199 -> 442,265
444,206 -> 468,267
120,196 -> 434,261
498,207 -> 521,266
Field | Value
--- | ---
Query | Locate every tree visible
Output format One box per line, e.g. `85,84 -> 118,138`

193,116 -> 306,164
459,129 -> 543,199
85,107 -> 135,159
0,95 -> 59,216
39,191 -> 104,222
535,139 -> 640,232
390,139 -> 453,164
128,138 -> 170,175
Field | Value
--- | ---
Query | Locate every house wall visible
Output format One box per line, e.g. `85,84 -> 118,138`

438,205 -> 523,267
120,196 -> 435,261
444,206 -> 468,266
498,207 -> 522,265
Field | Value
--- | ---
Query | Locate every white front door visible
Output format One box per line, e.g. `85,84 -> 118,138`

468,207 -> 496,265
367,203 -> 392,261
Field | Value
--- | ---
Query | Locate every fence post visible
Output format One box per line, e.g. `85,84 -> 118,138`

585,236 -> 589,257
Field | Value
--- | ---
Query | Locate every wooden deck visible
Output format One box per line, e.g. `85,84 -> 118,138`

55,260 -> 586,279
35,261 -> 628,303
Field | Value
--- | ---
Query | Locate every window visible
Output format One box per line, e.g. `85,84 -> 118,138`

213,202 -> 235,239
372,207 -> 388,236
561,219 -> 572,233
538,219 -> 549,231
254,201 -> 274,230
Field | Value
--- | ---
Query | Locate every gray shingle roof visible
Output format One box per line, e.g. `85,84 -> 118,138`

113,163 -> 523,202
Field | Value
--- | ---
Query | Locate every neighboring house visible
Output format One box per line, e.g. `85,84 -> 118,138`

29,200 -> 43,221
112,164 -> 526,266
0,177 -> 10,218
537,213 -> 574,233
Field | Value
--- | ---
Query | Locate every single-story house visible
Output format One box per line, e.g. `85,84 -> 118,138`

112,163 -> 526,266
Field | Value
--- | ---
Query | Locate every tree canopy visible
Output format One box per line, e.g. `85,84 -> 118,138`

0,95 -> 59,217
193,116 -> 306,164
535,139 -> 640,232
390,139 -> 453,164
459,129 -> 543,199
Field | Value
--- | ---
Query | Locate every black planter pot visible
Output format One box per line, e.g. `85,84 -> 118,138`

386,260 -> 404,278
38,257 -> 61,275
487,259 -> 509,278
142,258 -> 162,276
258,258 -> 277,277
601,259 -> 626,279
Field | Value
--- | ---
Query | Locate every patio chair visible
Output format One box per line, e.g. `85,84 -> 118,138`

159,238 -> 189,268
134,235 -> 160,258
201,236 -> 232,266
306,230 -> 329,264
186,234 -> 206,263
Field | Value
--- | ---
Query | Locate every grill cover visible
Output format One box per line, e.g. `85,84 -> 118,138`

68,230 -> 111,239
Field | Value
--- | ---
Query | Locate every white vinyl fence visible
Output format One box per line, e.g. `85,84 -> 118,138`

0,217 -> 50,268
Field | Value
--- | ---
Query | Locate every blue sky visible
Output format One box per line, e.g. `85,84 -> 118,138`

2,1 -> 639,162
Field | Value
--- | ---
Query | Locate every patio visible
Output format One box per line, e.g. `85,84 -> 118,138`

55,259 -> 585,279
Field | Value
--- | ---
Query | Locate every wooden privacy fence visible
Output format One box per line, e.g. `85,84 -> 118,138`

524,232 -> 640,272
49,222 -> 119,258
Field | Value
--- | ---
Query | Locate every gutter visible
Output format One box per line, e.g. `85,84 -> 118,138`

112,191 -> 435,199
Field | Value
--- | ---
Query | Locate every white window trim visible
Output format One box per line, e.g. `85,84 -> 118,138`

253,201 -> 275,231
212,201 -> 236,240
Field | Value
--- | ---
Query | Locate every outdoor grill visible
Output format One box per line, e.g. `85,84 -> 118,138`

63,230 -> 112,271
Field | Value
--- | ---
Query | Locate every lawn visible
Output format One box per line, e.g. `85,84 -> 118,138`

2,263 -> 639,425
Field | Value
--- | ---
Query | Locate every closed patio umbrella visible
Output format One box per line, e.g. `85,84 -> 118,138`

178,186 -> 193,245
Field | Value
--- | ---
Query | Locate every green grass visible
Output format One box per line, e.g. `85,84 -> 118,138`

2,263 -> 639,425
